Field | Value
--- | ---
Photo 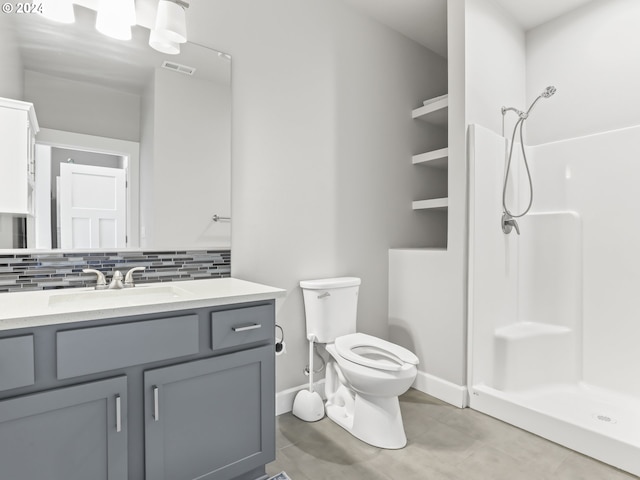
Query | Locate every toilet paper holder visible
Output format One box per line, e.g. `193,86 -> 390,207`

275,324 -> 285,355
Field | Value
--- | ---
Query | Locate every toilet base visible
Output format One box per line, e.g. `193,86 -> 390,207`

326,393 -> 407,449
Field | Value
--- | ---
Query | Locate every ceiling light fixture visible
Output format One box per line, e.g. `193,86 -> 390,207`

154,0 -> 189,44
38,0 -> 75,24
96,0 -> 137,41
149,30 -> 181,55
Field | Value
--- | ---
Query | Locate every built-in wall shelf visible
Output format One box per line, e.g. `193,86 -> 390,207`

412,94 -> 448,127
408,93 -> 449,248
412,197 -> 448,211
412,147 -> 448,169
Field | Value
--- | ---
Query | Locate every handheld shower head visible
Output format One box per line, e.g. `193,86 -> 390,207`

525,86 -> 557,116
541,86 -> 556,98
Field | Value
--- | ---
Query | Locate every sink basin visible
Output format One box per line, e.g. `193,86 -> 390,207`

48,285 -> 193,307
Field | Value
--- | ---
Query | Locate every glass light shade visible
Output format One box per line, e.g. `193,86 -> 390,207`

96,0 -> 136,41
38,0 -> 75,24
149,30 -> 180,55
155,0 -> 187,44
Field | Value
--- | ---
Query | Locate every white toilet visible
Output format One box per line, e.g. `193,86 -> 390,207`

300,277 -> 418,449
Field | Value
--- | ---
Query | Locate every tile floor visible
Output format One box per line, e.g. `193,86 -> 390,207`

266,388 -> 638,480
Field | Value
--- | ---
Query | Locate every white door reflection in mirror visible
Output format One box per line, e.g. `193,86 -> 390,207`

59,163 -> 126,249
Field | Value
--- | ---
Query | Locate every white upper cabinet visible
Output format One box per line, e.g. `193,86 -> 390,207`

0,97 -> 39,215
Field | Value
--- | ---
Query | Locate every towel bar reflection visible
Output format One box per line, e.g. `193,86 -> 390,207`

212,215 -> 231,222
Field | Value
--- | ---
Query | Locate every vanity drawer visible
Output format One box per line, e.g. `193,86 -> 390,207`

0,335 -> 35,392
57,315 -> 199,379
211,304 -> 273,351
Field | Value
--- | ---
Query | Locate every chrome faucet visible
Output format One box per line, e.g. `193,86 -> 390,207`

83,267 -> 146,290
109,270 -> 124,289
502,213 -> 520,235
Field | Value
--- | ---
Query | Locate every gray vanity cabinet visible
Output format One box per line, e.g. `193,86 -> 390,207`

144,344 -> 275,480
0,298 -> 277,480
0,375 -> 128,480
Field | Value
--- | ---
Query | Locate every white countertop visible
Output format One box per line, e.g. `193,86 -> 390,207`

0,278 -> 286,331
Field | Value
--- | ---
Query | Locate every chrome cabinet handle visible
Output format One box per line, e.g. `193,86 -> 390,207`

115,395 -> 122,433
232,324 -> 262,332
153,386 -> 159,422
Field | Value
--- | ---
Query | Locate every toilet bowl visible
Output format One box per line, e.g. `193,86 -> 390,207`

299,277 -> 419,449
325,333 -> 418,449
330,333 -> 418,396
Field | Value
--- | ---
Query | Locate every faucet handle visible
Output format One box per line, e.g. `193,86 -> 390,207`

83,269 -> 107,290
124,267 -> 146,288
501,213 -> 521,235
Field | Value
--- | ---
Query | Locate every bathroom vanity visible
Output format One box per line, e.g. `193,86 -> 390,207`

0,278 -> 285,480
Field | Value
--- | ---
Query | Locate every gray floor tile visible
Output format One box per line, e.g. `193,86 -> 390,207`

552,451 -> 639,480
267,388 -> 638,480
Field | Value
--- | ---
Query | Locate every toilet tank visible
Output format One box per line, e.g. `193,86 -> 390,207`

299,277 -> 361,343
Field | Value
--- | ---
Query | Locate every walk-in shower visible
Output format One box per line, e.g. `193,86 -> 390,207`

500,86 -> 556,235
468,118 -> 640,476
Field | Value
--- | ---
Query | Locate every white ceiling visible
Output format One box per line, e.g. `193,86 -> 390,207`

493,0 -> 595,30
10,0 -> 596,93
341,0 -> 448,57
339,0 -> 595,57
9,0 -> 228,95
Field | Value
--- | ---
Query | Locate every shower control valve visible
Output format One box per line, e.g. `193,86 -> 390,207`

502,213 -> 520,235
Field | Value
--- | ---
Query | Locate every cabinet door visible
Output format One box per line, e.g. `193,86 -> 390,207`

0,106 -> 29,214
144,345 -> 275,480
0,376 -> 127,480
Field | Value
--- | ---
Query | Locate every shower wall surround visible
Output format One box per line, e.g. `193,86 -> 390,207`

0,249 -> 230,293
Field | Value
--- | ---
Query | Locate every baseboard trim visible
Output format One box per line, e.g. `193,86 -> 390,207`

412,371 -> 468,408
276,380 -> 326,416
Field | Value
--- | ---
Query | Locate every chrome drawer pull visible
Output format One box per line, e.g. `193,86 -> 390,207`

153,386 -> 159,422
232,324 -> 262,332
115,395 -> 122,433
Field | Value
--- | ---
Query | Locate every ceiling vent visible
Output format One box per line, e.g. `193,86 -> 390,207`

161,61 -> 196,76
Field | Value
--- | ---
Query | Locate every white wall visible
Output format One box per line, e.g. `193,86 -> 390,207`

526,0 -> 640,145
139,79 -> 155,247
333,4 -> 448,341
142,68 -> 231,249
467,125 -> 518,389
0,15 -> 26,245
533,127 -> 640,398
465,0 -> 526,137
468,0 -> 640,399
400,0 -> 528,396
23,70 -> 141,142
526,0 -> 640,398
0,216 -> 15,248
458,0 -> 526,393
186,0 -> 448,393
0,13 -> 23,100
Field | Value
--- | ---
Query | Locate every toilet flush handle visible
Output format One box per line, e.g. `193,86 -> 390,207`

317,292 -> 331,299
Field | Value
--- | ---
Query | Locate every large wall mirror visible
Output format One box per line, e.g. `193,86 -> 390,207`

0,0 -> 231,251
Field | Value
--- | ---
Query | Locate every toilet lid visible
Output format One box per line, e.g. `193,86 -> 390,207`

334,333 -> 419,372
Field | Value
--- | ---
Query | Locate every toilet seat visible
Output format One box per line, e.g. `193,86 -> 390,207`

334,333 -> 419,372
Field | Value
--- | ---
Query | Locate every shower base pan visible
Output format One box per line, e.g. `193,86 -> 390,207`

470,382 -> 640,476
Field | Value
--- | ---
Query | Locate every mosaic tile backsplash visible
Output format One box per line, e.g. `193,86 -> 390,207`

0,250 -> 230,293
